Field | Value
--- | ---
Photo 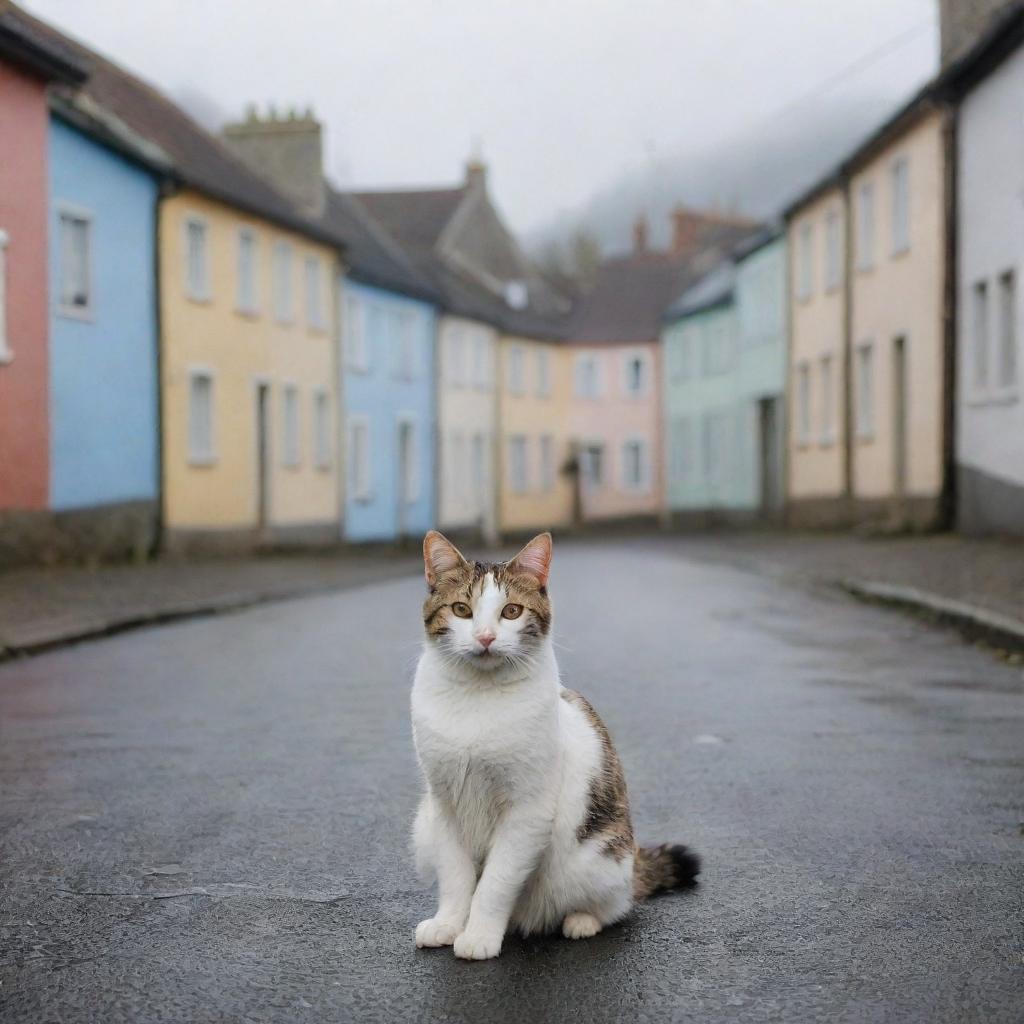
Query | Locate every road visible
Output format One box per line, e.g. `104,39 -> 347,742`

1,539 -> 1022,1023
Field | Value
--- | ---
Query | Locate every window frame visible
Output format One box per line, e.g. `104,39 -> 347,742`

304,255 -> 325,331
187,366 -> 217,466
312,389 -> 331,471
621,436 -> 651,493
507,344 -> 527,396
539,434 -> 555,492
236,226 -> 259,316
819,353 -> 836,446
796,221 -> 813,301
855,341 -> 875,440
795,361 -> 811,447
183,213 -> 210,304
508,434 -> 529,494
398,414 -> 420,505
348,414 -> 372,502
856,181 -> 875,272
344,294 -> 368,372
272,241 -> 294,324
57,203 -> 96,319
623,349 -> 649,397
281,382 -> 301,469
824,207 -> 842,292
890,155 -> 911,257
996,269 -> 1018,395
536,348 -> 552,398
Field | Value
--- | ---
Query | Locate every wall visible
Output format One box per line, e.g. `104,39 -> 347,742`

342,279 -> 436,543
48,116 -> 159,511
436,314 -> 499,541
497,337 -> 574,534
787,188 -> 848,504
160,189 -> 340,541
0,61 -> 50,511
568,341 -> 663,521
956,47 -> 1024,533
849,111 -> 946,512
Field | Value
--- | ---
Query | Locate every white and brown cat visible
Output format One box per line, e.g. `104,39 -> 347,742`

411,530 -> 699,960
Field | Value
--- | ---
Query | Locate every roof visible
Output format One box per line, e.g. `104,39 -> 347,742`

0,1 -> 86,83
732,221 -> 784,262
352,187 -> 467,250
937,0 -> 1024,96
4,3 -> 345,249
324,188 -> 440,304
665,261 -> 735,322
569,220 -> 758,345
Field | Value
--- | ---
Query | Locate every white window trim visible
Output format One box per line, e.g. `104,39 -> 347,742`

621,436 -> 651,494
507,345 -> 527,396
397,412 -> 420,505
236,226 -> 259,316
891,155 -> 911,257
183,213 -> 211,304
0,229 -> 11,364
273,241 -> 294,325
819,353 -> 836,447
796,221 -> 813,302
508,434 -> 529,494
580,439 -> 605,490
824,208 -> 842,293
348,413 -> 373,502
574,353 -> 603,399
623,349 -> 650,398
795,360 -> 812,447
344,293 -> 368,373
187,365 -> 217,466
855,341 -> 875,440
312,388 -> 332,471
536,348 -> 552,398
281,381 -> 301,469
856,182 -> 875,272
539,434 -> 556,492
305,255 -> 326,332
394,309 -> 418,381
57,202 -> 96,320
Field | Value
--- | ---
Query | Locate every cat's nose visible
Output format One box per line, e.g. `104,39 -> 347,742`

475,631 -> 496,649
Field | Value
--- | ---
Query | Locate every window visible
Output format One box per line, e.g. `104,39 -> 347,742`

855,343 -> 874,439
0,229 -> 10,362
282,385 -> 300,467
507,345 -> 526,395
670,417 -> 691,483
395,311 -> 417,379
236,228 -> 258,314
348,416 -> 371,500
399,419 -> 419,504
702,412 -> 728,487
856,183 -> 875,271
824,208 -> 841,291
504,280 -> 528,309
305,256 -> 325,330
273,242 -> 293,323
59,208 -> 93,315
188,370 -> 215,465
891,157 -> 910,255
672,329 -> 693,382
796,362 -> 811,445
574,353 -> 602,398
345,295 -> 368,372
624,352 -> 647,395
580,443 -> 604,488
972,280 -> 989,392
796,221 -> 813,300
471,331 -> 490,388
313,390 -> 331,470
184,216 -> 208,302
449,327 -> 467,387
622,439 -> 649,492
536,349 -> 552,397
471,433 -> 486,498
997,270 -> 1017,390
819,354 -> 835,444
508,435 -> 528,493
539,435 -> 555,492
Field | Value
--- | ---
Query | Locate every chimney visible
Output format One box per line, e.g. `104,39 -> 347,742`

632,214 -> 648,254
465,158 -> 488,192
222,104 -> 326,217
671,206 -> 702,256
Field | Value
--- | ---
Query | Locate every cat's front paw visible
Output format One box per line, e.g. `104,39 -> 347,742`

453,926 -> 503,960
415,918 -> 460,948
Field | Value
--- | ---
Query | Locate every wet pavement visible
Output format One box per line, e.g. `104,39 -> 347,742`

1,539 -> 1022,1023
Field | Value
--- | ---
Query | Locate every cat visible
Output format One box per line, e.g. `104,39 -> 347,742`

410,530 -> 699,960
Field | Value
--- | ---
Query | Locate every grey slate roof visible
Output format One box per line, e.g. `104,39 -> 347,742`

0,1 -> 86,82
665,261 -> 736,322
353,188 -> 466,251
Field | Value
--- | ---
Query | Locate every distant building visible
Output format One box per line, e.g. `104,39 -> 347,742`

661,227 -> 786,524
570,208 -> 757,525
946,6 -> 1024,533
223,109 -> 443,544
0,8 -> 85,564
355,162 -> 573,539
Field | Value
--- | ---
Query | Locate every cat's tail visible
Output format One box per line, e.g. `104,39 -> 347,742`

632,843 -> 701,900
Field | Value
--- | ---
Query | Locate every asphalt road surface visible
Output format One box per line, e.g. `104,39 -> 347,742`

1,540 -> 1022,1023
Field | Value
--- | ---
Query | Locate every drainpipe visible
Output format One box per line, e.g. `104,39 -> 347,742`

840,178 -> 855,524
152,181 -> 170,558
334,262 -> 347,543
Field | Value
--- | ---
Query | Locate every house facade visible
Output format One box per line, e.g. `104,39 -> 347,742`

951,17 -> 1024,533
786,184 -> 850,525
0,13 -> 84,564
47,111 -> 163,557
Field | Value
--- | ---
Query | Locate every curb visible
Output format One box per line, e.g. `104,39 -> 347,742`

839,579 -> 1024,655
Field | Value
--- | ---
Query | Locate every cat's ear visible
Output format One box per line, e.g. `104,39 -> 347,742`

509,532 -> 552,587
423,531 -> 468,588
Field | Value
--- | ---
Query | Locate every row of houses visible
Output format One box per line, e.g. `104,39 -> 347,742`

662,0 -> 1024,538
1,1 -> 1022,568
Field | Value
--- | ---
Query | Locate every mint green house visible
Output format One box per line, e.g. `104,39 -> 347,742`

661,228 -> 786,523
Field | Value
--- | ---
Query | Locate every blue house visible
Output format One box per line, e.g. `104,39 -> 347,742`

47,102 -> 167,556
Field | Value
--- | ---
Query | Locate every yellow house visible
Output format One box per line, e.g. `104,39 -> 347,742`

497,336 -> 574,535
48,33 -> 348,551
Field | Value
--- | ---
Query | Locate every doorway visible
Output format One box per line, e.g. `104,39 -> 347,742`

255,383 -> 271,532
892,336 -> 907,500
758,396 -> 782,519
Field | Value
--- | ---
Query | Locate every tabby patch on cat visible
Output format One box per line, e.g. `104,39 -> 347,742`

411,530 -> 699,960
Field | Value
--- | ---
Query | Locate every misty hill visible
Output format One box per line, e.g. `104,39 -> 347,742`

529,95 -> 901,259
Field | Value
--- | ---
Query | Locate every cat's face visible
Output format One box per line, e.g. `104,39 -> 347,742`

422,531 -> 552,675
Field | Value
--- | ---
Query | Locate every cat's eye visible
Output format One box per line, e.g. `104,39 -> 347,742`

451,602 -> 473,619
501,603 -> 524,620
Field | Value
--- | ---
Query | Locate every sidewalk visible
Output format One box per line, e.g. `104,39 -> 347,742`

667,530 -> 1024,654
0,549 -> 422,659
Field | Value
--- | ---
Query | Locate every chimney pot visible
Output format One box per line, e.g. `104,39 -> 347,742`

465,158 -> 487,191
633,214 -> 648,254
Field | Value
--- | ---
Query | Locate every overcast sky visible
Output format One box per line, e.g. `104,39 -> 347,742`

23,0 -> 938,234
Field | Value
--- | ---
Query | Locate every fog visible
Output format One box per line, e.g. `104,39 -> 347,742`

24,0 -> 937,244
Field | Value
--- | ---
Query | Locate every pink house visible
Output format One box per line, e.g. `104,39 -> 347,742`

0,13 -> 85,526
568,209 -> 757,523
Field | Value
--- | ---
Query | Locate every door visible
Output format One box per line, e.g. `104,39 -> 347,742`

758,396 -> 782,519
397,419 -> 415,539
892,336 -> 907,500
255,383 -> 271,531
